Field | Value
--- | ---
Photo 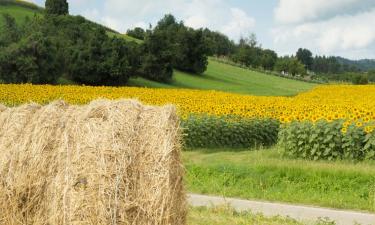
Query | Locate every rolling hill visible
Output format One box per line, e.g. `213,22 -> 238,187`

0,0 -> 316,96
129,59 -> 316,96
0,0 -> 42,26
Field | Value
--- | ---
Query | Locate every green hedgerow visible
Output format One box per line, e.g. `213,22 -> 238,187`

182,115 -> 280,149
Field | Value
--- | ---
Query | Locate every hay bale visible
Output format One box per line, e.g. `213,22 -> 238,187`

0,100 -> 186,225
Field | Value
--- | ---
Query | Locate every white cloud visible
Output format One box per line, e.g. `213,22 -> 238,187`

272,0 -> 375,59
88,0 -> 255,40
222,8 -> 256,39
274,0 -> 375,24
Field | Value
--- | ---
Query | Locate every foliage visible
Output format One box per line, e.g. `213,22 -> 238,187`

0,12 -> 143,85
45,0 -> 68,15
126,27 -> 146,40
0,13 -> 20,46
0,32 -> 60,84
351,74 -> 369,85
140,29 -> 174,82
154,14 -> 208,75
202,28 -> 235,56
261,49 -> 278,70
275,56 -> 306,76
69,28 -> 141,85
279,120 -> 375,161
296,48 -> 313,70
182,116 -> 279,148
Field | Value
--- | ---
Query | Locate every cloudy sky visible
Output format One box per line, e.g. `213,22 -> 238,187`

29,0 -> 375,59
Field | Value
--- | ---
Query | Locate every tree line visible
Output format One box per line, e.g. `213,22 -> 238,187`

0,0 -> 208,85
0,0 -> 371,85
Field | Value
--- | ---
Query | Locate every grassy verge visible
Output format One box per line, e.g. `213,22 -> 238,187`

188,206 -> 335,225
183,147 -> 375,212
189,206 -> 301,225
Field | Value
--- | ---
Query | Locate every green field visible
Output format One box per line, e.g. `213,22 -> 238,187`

129,60 -> 316,96
184,147 -> 375,212
0,4 -> 40,26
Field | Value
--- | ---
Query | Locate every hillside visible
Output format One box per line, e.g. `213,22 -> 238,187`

0,0 -> 42,26
0,0 -> 315,96
335,56 -> 375,71
0,0 -> 123,33
129,59 -> 316,96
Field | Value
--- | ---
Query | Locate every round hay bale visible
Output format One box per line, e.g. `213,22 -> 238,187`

0,100 -> 186,225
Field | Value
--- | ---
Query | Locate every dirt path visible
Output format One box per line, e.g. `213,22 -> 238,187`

188,194 -> 375,225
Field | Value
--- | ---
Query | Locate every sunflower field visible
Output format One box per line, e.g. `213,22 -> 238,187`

0,84 -> 374,155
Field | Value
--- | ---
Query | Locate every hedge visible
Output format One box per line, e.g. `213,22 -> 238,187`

182,115 -> 280,149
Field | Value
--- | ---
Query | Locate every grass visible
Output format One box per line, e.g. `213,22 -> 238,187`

183,147 -> 375,212
188,206 -> 316,225
129,60 -> 316,96
0,4 -> 40,27
106,31 -> 144,44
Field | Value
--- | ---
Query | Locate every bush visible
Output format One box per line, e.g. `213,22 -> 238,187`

182,115 -> 280,149
279,120 -> 375,161
0,32 -> 60,84
352,74 -> 369,85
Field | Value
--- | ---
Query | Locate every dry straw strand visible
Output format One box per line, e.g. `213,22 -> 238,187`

0,99 -> 186,225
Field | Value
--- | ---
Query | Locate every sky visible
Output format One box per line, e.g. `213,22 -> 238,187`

28,0 -> 375,60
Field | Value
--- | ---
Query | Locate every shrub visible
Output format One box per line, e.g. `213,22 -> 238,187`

352,74 -> 369,85
279,120 -> 375,161
182,115 -> 280,149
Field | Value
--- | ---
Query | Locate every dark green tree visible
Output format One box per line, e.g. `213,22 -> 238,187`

0,14 -> 20,46
68,28 -> 140,85
127,27 -> 146,40
202,28 -> 235,56
140,29 -> 174,82
0,32 -> 60,84
296,48 -> 313,70
260,49 -> 278,70
275,56 -> 306,76
153,14 -> 208,75
45,0 -> 69,15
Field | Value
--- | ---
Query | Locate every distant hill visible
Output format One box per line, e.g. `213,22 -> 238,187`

335,57 -> 375,71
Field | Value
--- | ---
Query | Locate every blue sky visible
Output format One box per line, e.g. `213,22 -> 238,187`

29,0 -> 375,59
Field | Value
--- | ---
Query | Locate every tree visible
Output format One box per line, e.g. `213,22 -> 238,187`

0,14 -> 20,46
140,29 -> 174,82
260,49 -> 277,70
45,0 -> 69,15
152,14 -> 209,75
296,48 -> 313,70
202,29 -> 235,56
352,74 -> 369,85
127,27 -> 146,40
275,57 -> 306,76
0,32 -> 60,84
68,28 -> 140,85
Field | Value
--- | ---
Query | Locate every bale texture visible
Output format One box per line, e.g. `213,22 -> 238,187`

0,100 -> 186,225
